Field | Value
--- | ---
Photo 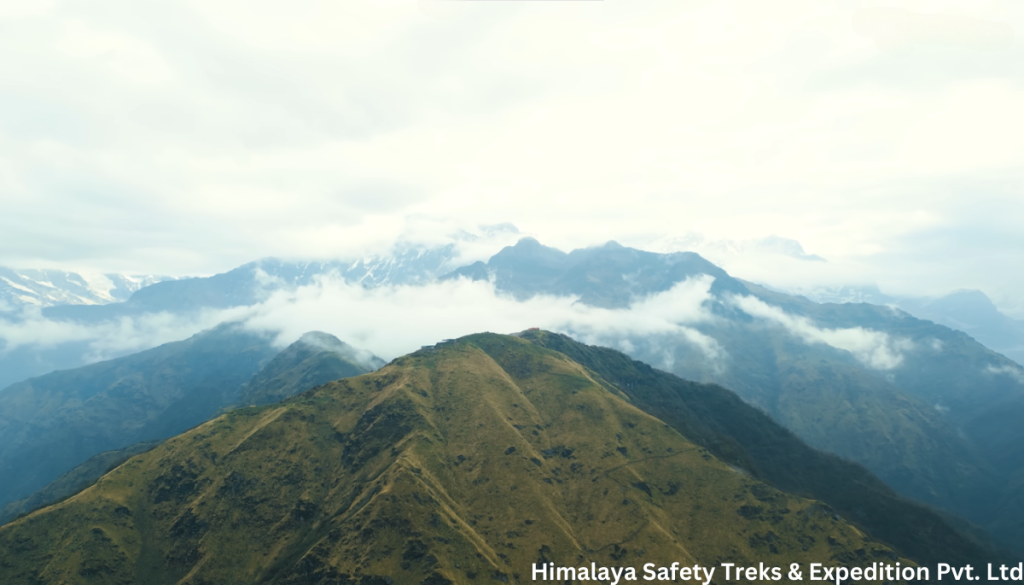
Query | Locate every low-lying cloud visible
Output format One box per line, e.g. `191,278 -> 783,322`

239,274 -> 722,362
0,275 -> 723,381
728,294 -> 912,370
986,364 -> 1024,384
0,306 -> 245,364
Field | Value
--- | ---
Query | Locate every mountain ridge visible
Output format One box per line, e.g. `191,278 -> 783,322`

0,332 -> 934,584
5,237 -> 1024,554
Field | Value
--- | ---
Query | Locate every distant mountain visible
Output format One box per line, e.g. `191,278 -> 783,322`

444,237 -> 748,307
0,266 -> 178,312
443,238 -> 1024,554
0,245 -> 463,389
0,330 -> 382,525
0,323 -> 279,511
40,244 -> 466,323
0,441 -> 162,525
2,333 -> 959,584
791,285 -> 1024,365
236,331 -> 386,407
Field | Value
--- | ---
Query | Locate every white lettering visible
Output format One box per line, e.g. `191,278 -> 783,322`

811,563 -> 823,580
533,563 -> 547,581
643,563 -> 656,580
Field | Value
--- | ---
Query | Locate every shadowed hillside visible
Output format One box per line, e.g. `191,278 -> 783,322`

0,323 -> 279,511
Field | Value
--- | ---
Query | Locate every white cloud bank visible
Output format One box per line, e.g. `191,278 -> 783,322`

0,276 -> 723,369
728,294 -> 913,370
240,275 -> 722,363
0,274 -> 916,377
0,306 -> 245,364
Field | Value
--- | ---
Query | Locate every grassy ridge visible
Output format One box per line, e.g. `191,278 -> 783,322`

518,330 -> 1011,566
0,334 -> 910,584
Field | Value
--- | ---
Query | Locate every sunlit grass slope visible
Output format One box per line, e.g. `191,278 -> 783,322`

0,334 -> 909,584
518,330 -> 1009,567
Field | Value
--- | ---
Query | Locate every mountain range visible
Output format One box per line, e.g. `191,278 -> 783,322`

3,235 -> 1024,556
3,332 -> 1003,584
791,284 -> 1024,365
0,266 -> 178,313
446,239 -> 1024,553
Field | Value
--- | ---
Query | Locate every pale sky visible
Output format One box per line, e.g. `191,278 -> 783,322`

2,0 -> 1022,314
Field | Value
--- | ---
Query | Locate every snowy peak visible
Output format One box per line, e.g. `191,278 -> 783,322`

0,266 -> 180,312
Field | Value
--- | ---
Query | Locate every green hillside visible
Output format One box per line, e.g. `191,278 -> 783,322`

0,334 -> 916,584
517,330 -> 1007,567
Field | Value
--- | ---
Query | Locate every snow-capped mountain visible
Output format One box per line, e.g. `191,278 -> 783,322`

34,243 -> 471,323
0,267 -> 180,313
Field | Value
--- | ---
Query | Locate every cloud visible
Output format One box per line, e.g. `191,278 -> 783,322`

1,0 -> 1023,323
0,306 -> 247,364
728,294 -> 912,370
853,8 -> 1014,53
986,364 -> 1024,384
0,274 -> 723,374
239,274 -> 722,362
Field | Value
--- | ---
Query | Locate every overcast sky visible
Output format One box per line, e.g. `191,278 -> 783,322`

2,0 -> 1022,314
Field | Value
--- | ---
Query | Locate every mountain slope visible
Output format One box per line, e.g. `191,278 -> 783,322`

0,333 -> 917,584
237,331 -> 385,407
517,330 -> 1006,566
790,285 -> 1024,365
0,323 -> 279,510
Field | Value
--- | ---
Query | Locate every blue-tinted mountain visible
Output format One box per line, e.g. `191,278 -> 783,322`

793,285 -> 1024,365
0,330 -> 383,524
236,331 -> 385,407
0,441 -> 162,525
41,245 -> 462,323
0,323 -> 278,510
444,237 -> 747,307
0,245 -> 461,389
